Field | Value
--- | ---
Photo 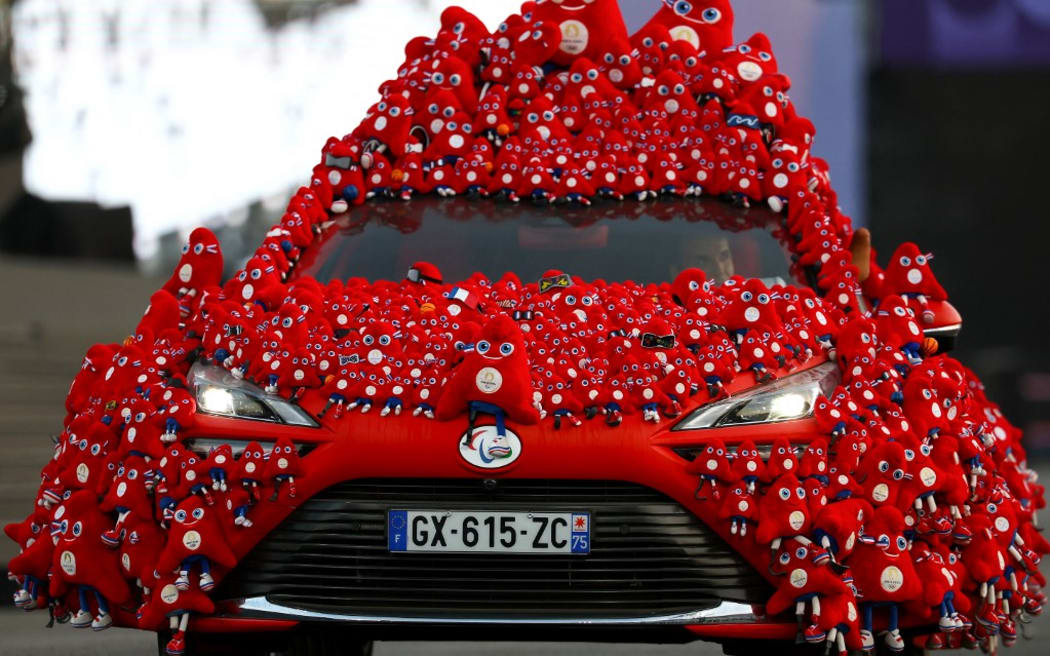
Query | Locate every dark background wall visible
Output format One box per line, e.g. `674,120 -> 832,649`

868,0 -> 1050,453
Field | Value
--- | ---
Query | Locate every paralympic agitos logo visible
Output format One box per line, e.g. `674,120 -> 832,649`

459,425 -> 521,469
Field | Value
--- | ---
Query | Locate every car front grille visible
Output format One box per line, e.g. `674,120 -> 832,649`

216,479 -> 772,619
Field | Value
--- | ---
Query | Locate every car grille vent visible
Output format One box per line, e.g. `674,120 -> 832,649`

216,478 -> 772,619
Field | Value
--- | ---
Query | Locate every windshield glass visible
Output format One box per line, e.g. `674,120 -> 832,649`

298,197 -> 801,287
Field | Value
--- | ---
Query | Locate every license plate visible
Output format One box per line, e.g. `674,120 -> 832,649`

388,510 -> 590,554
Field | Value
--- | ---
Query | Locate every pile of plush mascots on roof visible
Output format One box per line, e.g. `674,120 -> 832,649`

5,1 -> 1047,655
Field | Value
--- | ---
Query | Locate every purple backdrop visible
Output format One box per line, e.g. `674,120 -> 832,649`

880,0 -> 1050,66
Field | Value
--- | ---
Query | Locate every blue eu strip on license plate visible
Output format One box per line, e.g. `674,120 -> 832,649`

388,510 -> 590,554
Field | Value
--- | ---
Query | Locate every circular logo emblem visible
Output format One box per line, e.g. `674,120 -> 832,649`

245,462 -> 256,474
459,425 -> 520,470
872,483 -> 890,503
121,553 -> 131,572
474,367 -> 504,394
182,530 -> 202,551
160,584 -> 180,604
277,457 -> 289,470
789,567 -> 808,589
670,24 -> 700,48
920,467 -> 937,487
788,510 -> 806,531
737,499 -> 749,512
559,20 -> 589,55
60,550 -> 76,576
116,481 -> 127,498
847,602 -> 858,622
995,516 -> 1010,533
76,463 -> 90,484
737,61 -> 763,82
880,565 -> 904,593
845,532 -> 856,552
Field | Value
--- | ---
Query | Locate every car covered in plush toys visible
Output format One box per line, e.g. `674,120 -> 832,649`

5,1 -> 1046,655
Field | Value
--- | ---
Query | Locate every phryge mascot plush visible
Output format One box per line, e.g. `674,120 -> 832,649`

635,0 -> 735,53
437,314 -> 540,434
533,0 -> 630,65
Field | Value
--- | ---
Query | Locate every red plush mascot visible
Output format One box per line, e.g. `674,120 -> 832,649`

437,314 -> 541,432
635,0 -> 735,53
533,0 -> 630,66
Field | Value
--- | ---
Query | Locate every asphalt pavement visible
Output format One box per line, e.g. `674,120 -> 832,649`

0,604 -> 1047,656
0,611 -> 713,656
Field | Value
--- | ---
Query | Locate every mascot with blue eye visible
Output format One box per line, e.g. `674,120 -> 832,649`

635,0 -> 735,53
437,314 -> 540,435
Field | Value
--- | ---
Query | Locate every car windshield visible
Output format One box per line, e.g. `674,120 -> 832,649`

298,197 -> 801,287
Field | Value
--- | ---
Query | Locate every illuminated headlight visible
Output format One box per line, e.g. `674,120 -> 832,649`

673,362 -> 839,431
190,363 -> 318,427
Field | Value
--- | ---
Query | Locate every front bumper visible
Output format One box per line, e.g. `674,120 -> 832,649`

183,364 -> 830,640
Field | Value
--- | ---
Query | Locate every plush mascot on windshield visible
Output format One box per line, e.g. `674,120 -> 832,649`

437,314 -> 540,433
533,0 -> 630,65
635,0 -> 735,53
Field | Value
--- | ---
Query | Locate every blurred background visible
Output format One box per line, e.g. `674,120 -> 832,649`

0,0 -> 1048,653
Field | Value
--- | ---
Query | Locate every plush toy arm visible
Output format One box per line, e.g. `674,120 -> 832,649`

208,539 -> 239,570
155,541 -> 184,576
435,369 -> 472,421
765,585 -> 797,617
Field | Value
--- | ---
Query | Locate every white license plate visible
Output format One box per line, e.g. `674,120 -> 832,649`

388,510 -> 590,554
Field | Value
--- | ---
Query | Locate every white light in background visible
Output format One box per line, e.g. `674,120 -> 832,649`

11,0 -> 521,259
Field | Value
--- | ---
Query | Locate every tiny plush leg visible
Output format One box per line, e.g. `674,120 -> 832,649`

199,558 -> 214,591
91,589 -> 112,631
884,605 -> 904,652
70,586 -> 92,628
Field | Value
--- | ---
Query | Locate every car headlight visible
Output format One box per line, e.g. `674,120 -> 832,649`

673,361 -> 839,431
189,363 -> 318,427
184,437 -> 316,459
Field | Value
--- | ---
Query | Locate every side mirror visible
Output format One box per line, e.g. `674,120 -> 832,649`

922,299 -> 962,353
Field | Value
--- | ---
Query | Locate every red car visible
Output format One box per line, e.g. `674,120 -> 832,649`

5,2 -> 1043,656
